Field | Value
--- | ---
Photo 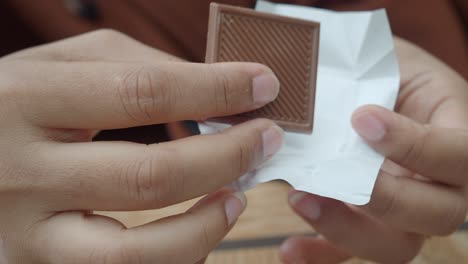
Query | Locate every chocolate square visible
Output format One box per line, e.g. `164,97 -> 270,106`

205,3 -> 320,133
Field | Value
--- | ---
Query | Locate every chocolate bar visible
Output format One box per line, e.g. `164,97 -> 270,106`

205,3 -> 320,133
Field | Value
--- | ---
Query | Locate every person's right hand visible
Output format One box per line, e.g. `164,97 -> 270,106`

0,29 -> 283,264
279,38 -> 468,264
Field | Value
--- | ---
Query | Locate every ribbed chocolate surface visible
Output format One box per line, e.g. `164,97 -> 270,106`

206,3 -> 319,133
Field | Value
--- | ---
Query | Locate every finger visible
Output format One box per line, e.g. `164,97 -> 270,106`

394,37 -> 468,98
18,61 -> 279,129
39,119 -> 283,211
352,105 -> 468,186
280,236 -> 351,264
5,29 -> 182,62
288,190 -> 424,264
33,189 -> 246,264
361,168 -> 467,235
394,38 -> 468,127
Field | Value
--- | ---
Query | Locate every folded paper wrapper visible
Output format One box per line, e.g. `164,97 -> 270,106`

199,0 -> 400,205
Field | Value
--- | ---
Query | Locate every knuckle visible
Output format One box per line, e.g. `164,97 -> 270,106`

400,125 -> 430,168
117,65 -> 164,122
439,195 -> 467,235
368,173 -> 401,219
0,144 -> 46,195
150,145 -> 185,204
230,136 -> 255,176
201,223 -> 211,251
116,146 -> 182,206
117,65 -> 178,122
118,154 -> 159,203
213,70 -> 233,112
192,221 -> 212,261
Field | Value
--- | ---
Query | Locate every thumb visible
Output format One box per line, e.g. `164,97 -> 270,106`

351,105 -> 468,186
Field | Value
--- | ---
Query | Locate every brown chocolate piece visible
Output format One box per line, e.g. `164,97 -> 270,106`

205,3 -> 319,133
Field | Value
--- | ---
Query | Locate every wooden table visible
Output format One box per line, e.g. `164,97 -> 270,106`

102,181 -> 468,263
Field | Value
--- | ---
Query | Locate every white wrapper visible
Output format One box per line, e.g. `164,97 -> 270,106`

199,1 -> 399,205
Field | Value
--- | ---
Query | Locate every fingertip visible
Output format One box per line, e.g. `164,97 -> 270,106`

281,237 -> 352,264
351,106 -> 387,143
262,123 -> 284,158
221,62 -> 280,106
279,237 -> 305,264
224,191 -> 247,226
224,118 -> 284,159
289,191 -> 322,222
186,189 -> 247,230
288,190 -> 306,206
252,72 -> 280,106
352,105 -> 394,126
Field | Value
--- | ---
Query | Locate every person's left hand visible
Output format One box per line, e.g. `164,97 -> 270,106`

279,38 -> 468,263
0,30 -> 283,264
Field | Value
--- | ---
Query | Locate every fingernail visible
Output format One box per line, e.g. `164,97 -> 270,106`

280,242 -> 308,264
352,112 -> 386,142
252,73 -> 280,106
225,192 -> 247,226
262,125 -> 284,158
289,191 -> 321,221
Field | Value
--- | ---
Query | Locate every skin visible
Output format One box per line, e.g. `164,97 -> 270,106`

281,38 -> 468,263
0,29 -> 284,263
1,30 -> 464,264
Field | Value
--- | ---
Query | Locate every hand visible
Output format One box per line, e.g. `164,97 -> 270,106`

280,37 -> 468,263
0,29 -> 284,263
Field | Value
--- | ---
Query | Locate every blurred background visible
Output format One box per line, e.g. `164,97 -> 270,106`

1,0 -> 467,78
